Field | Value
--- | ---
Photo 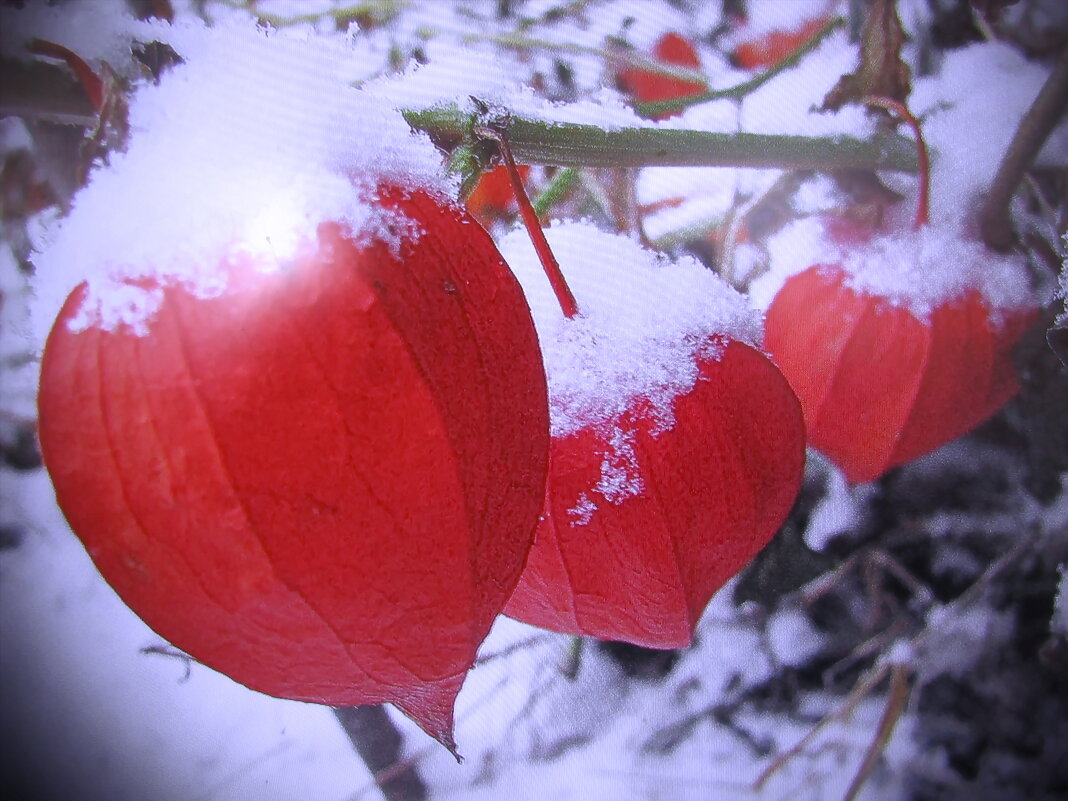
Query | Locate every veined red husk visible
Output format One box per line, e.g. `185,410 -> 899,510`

505,339 -> 805,649
37,186 -> 550,751
764,264 -> 1034,484
617,32 -> 705,119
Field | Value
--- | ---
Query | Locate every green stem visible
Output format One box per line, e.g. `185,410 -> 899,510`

214,0 -> 402,28
403,104 -> 918,173
634,16 -> 846,117
532,167 -> 580,218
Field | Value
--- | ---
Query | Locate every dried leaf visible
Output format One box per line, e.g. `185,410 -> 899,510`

821,0 -> 911,112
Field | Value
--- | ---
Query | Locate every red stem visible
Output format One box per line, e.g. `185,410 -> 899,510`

863,95 -> 929,229
30,39 -> 104,112
493,131 -> 580,318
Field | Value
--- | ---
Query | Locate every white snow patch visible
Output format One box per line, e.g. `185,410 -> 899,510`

0,1 -> 160,71
749,215 -> 836,310
0,246 -> 38,433
804,460 -> 871,551
749,218 -> 1037,322
498,220 -> 761,439
767,606 -> 825,666
729,0 -> 837,41
910,41 -> 1068,228
838,225 -> 1036,321
740,29 -> 872,140
0,117 -> 33,155
29,19 -> 450,344
921,602 -> 1015,680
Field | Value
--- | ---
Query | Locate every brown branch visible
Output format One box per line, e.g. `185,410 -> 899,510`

979,44 -> 1068,251
333,705 -> 428,801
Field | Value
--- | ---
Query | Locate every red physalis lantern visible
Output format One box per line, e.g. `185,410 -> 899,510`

497,221 -> 805,649
466,164 -> 531,224
762,97 -> 1035,484
37,186 -> 550,750
763,243 -> 1034,485
731,14 -> 832,71
617,32 -> 706,118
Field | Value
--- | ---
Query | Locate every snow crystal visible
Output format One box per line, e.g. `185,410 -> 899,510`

29,18 -> 449,344
497,220 -> 761,439
750,217 -> 1037,322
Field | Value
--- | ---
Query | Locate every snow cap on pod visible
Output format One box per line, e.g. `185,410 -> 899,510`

30,19 -> 450,343
497,220 -> 762,439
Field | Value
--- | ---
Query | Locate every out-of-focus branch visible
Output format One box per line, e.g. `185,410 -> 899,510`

979,44 -> 1068,251
333,705 -> 428,801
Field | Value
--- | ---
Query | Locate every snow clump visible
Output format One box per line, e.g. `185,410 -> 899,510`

30,18 -> 447,343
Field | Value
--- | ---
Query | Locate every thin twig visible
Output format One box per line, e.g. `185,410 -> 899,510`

634,16 -> 845,117
979,43 -> 1068,251
480,122 -> 580,317
531,166 -> 580,218
753,659 -> 891,790
841,664 -> 912,801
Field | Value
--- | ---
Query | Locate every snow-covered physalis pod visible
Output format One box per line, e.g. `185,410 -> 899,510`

497,222 -> 805,649
36,185 -> 550,750
763,258 -> 1034,484
617,32 -> 705,118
